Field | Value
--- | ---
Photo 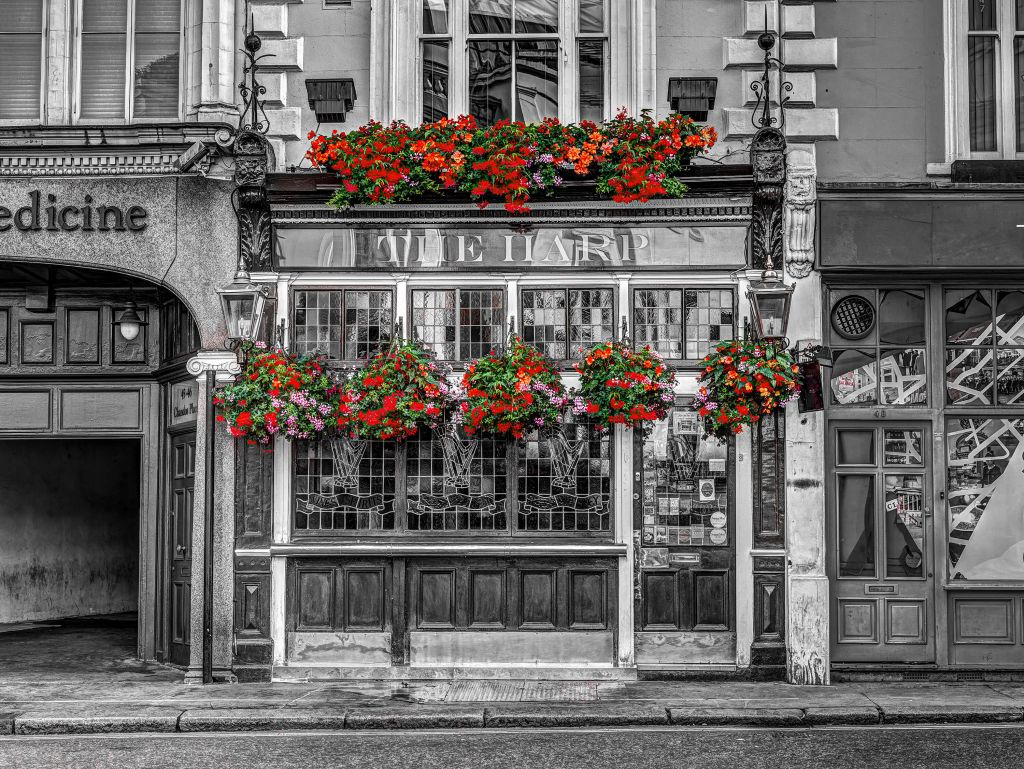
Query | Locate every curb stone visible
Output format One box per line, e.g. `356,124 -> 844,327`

178,708 -> 348,732
879,704 -> 1024,725
668,707 -> 805,727
14,713 -> 182,735
344,707 -> 485,730
802,706 -> 881,726
483,704 -> 670,728
0,714 -> 14,736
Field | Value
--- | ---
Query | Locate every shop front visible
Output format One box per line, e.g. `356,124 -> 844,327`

820,190 -> 1024,672
232,177 -> 766,680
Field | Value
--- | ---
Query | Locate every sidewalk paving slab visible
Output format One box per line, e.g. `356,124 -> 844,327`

178,708 -> 348,732
668,707 -> 805,727
483,704 -> 669,728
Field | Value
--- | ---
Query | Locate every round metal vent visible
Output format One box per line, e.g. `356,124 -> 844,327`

831,295 -> 876,340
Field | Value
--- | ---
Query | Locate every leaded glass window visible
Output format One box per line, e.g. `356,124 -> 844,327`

945,288 -> 1024,405
632,288 -> 734,361
411,288 -> 504,361
292,289 -> 393,361
521,288 -> 614,360
828,288 -> 927,406
294,438 -> 397,532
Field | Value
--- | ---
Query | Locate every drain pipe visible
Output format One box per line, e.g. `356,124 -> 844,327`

202,368 -> 215,684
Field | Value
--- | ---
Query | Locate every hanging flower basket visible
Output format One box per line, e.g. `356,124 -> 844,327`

459,337 -> 568,439
694,340 -> 802,440
573,341 -> 676,431
306,111 -> 717,213
214,342 -> 341,444
338,338 -> 458,441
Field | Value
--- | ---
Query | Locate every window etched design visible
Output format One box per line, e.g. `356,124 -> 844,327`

407,427 -> 508,531
945,288 -> 1024,404
518,416 -> 611,532
0,0 -> 44,121
292,289 -> 393,361
632,288 -> 734,361
411,288 -> 504,361
294,438 -> 396,532
947,417 -> 1024,580
828,288 -> 927,406
640,406 -> 729,547
522,288 -> 613,360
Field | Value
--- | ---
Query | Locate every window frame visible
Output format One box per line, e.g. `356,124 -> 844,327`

518,285 -> 617,363
408,284 -> 508,364
72,0 -> 186,125
0,0 -> 47,126
290,287 -> 397,362
629,285 -> 737,366
946,0 -> 1024,161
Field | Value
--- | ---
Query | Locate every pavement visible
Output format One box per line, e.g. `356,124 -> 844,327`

2,618 -> 1024,736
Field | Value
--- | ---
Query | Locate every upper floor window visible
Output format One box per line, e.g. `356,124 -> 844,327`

420,0 -> 608,125
0,0 -> 45,121
76,0 -> 183,122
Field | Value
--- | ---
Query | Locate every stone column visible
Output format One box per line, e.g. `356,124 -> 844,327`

184,351 -> 241,684
783,143 -> 829,685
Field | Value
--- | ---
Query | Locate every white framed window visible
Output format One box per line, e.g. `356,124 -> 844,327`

419,0 -> 609,125
946,0 -> 1024,160
0,0 -> 46,123
74,0 -> 184,123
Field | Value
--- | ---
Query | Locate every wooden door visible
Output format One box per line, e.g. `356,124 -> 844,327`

168,432 -> 195,666
829,423 -> 935,663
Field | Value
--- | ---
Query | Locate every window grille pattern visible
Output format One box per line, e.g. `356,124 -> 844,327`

407,427 -> 508,531
633,288 -> 733,360
294,438 -> 396,532
292,289 -> 393,361
522,288 -> 613,359
411,288 -> 503,361
945,288 -> 1024,405
517,418 -> 611,532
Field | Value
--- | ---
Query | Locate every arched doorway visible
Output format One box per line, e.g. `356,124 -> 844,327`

0,262 -> 201,672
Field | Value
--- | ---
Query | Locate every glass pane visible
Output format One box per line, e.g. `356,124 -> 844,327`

969,0 -> 998,30
293,290 -> 343,360
968,36 -> 998,153
522,289 -> 567,360
837,430 -> 874,466
412,289 -> 456,360
878,289 -> 925,345
0,35 -> 42,120
1019,0 -> 1024,29
838,475 -> 875,577
515,0 -> 558,34
996,289 -> 1024,344
884,430 -> 923,466
684,289 -> 734,360
884,474 -> 925,578
6,0 -> 44,32
469,0 -> 511,33
996,347 -> 1024,403
568,288 -> 613,358
83,0 -> 128,32
515,40 -> 558,122
80,33 -> 128,120
469,41 -> 512,127
830,349 -> 878,405
294,438 -> 396,532
579,0 -> 604,32
633,289 -> 682,358
459,289 -> 504,359
946,417 -> 1024,580
422,0 -> 449,34
879,348 -> 927,405
135,0 -> 180,32
133,32 -> 179,118
945,289 -> 992,344
1016,37 -> 1024,151
344,289 -> 393,360
422,41 -> 450,122
946,346 -> 994,404
578,40 -> 605,122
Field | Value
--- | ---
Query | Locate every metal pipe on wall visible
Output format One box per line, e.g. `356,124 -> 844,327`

202,369 -> 215,684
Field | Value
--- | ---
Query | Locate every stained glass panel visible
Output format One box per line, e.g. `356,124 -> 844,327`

294,438 -> 396,532
522,289 -> 567,359
633,289 -> 682,358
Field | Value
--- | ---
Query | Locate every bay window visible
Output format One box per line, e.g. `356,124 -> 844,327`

0,0 -> 45,122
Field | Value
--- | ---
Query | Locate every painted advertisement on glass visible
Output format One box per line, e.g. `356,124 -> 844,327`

517,417 -> 611,532
294,438 -> 396,532
641,407 -> 729,546
946,418 -> 1024,580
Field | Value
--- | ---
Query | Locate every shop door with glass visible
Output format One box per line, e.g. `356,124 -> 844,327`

168,432 -> 195,666
829,423 -> 935,663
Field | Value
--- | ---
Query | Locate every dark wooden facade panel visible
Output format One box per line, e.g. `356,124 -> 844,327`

345,569 -> 386,630
693,571 -> 729,630
296,570 -> 333,629
469,570 -> 505,628
520,570 -> 557,628
752,411 -> 785,549
234,439 -> 274,549
418,570 -> 456,628
287,559 -> 393,634
639,566 -> 733,633
569,571 -> 606,629
642,571 -> 680,630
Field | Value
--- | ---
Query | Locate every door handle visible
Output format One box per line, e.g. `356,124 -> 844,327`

176,545 -> 187,555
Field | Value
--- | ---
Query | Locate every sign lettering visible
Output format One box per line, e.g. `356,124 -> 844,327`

0,191 -> 148,233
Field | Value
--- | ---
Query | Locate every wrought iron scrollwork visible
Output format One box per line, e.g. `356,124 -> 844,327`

750,21 -> 792,131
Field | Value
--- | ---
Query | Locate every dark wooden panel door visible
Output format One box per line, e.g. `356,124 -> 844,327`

168,432 -> 195,666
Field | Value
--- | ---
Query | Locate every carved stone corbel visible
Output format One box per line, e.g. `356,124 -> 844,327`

750,127 -> 787,273
784,145 -> 816,279
233,130 -> 272,273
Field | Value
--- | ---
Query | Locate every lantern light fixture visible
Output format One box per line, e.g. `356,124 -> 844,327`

746,268 -> 794,341
217,277 -> 275,343
115,300 -> 147,342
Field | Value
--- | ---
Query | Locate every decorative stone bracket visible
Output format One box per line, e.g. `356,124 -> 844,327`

750,126 -> 787,273
233,130 -> 273,274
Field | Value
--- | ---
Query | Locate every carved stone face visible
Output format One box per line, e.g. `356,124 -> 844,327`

786,173 -> 814,202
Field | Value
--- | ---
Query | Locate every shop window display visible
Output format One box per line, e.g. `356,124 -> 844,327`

945,288 -> 1024,405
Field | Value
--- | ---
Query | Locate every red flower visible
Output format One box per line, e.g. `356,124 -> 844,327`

586,402 -> 600,414
236,411 -> 253,428
409,401 -> 425,412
